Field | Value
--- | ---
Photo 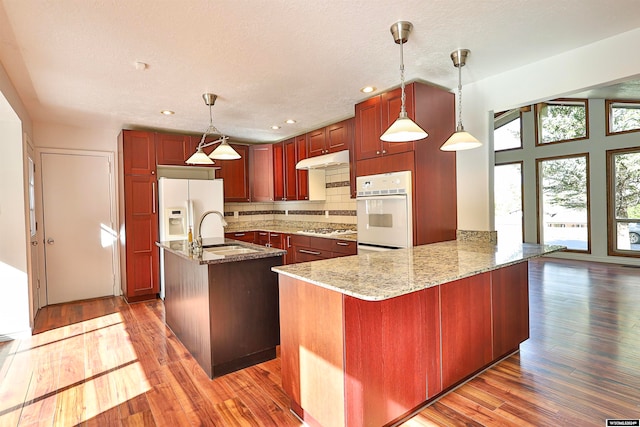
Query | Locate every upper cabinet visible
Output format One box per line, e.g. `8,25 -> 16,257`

355,85 -> 416,161
283,138 -> 298,201
307,118 -> 354,157
123,130 -> 157,175
273,142 -> 285,201
215,144 -> 250,202
250,144 -> 274,202
296,134 -> 309,200
156,133 -> 193,166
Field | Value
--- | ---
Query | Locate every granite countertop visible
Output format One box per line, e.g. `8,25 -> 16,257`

272,240 -> 565,301
157,238 -> 286,265
225,220 -> 358,242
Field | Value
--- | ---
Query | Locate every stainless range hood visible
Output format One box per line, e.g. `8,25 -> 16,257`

296,150 -> 349,170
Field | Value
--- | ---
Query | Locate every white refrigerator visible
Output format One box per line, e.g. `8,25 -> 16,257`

158,177 -> 225,298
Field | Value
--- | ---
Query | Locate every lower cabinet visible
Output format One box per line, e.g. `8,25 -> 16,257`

290,234 -> 356,263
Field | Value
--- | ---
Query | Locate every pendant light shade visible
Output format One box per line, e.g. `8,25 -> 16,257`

440,49 -> 482,151
380,21 -> 428,143
186,146 -> 214,165
186,93 -> 241,164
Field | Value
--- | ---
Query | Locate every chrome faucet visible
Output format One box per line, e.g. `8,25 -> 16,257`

194,210 -> 228,252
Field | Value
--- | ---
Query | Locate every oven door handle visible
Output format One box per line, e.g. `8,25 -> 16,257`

356,194 -> 407,201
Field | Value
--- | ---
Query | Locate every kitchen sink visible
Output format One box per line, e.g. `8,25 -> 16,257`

203,245 -> 261,256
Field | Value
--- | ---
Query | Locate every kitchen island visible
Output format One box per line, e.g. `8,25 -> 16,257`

272,240 -> 564,427
159,238 -> 286,378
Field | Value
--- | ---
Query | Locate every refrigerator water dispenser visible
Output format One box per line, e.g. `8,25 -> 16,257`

164,208 -> 187,240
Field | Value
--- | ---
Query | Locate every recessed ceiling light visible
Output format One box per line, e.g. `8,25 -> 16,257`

285,119 -> 296,124
271,125 -> 281,130
134,61 -> 148,71
160,110 -> 174,115
361,86 -> 376,93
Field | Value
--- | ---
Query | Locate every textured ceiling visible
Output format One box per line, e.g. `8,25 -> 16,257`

1,0 -> 640,143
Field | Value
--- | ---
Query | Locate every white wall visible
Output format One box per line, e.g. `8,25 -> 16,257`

457,27 -> 640,234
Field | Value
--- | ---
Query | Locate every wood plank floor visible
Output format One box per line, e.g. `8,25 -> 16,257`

1,258 -> 639,426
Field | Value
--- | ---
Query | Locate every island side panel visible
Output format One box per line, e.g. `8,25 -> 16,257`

164,250 -> 212,377
343,286 -> 441,427
278,275 -> 346,427
440,272 -> 493,389
208,257 -> 281,377
491,261 -> 530,358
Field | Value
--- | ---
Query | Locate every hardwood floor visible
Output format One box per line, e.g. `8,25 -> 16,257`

1,258 -> 639,426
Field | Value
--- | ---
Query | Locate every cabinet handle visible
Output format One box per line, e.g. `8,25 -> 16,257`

382,149 -> 387,154
299,249 -> 321,255
271,233 -> 279,237
336,242 -> 349,246
287,236 -> 291,247
376,150 -> 380,155
152,182 -> 156,214
259,232 -> 268,236
235,233 -> 246,237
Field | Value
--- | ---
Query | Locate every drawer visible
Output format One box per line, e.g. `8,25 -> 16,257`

330,239 -> 357,255
225,231 -> 256,243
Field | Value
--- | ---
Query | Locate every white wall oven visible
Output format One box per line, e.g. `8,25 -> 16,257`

356,171 -> 412,254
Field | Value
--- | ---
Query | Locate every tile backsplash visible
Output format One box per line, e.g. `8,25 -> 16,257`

225,165 -> 356,225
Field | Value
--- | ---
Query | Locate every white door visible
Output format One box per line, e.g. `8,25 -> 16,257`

26,148 -> 41,312
41,151 -> 116,305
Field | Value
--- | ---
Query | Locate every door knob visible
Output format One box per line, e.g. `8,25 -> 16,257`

46,238 -> 55,245
31,241 -> 38,246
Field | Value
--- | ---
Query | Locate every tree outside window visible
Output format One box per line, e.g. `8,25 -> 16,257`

608,148 -> 640,255
535,99 -> 588,145
606,100 -> 640,135
537,155 -> 590,252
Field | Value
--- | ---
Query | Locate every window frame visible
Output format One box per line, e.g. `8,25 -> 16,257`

494,161 -> 525,243
606,146 -> 640,258
535,153 -> 591,253
605,99 -> 640,136
534,98 -> 589,146
494,108 -> 524,152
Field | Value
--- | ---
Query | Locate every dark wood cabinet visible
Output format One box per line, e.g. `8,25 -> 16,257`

290,234 -> 356,263
295,134 -> 309,200
249,144 -> 274,202
355,86 -> 415,161
155,133 -> 192,166
283,138 -> 297,201
216,144 -> 250,202
224,231 -> 256,243
118,130 -> 159,302
440,272 -> 493,389
273,142 -> 285,201
307,128 -> 327,157
491,262 -> 530,358
326,118 -> 354,154
355,81 -> 457,246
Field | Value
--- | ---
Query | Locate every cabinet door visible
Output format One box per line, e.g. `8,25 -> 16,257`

269,232 -> 285,249
123,174 -> 159,297
326,119 -> 352,153
273,142 -> 285,201
255,231 -> 270,246
156,133 -> 191,166
250,144 -> 274,202
123,130 -> 156,175
296,134 -> 309,200
354,96 -> 382,161
491,262 -> 529,358
307,128 -> 327,157
283,138 -> 297,201
380,85 -> 416,156
225,231 -> 256,243
440,273 -> 492,389
216,144 -> 250,202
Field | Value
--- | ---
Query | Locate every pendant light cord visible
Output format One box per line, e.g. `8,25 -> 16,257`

399,37 -> 407,115
456,61 -> 463,131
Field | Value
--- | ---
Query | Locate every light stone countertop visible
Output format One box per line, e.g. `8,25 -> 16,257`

224,220 -> 357,241
157,238 -> 286,265
272,240 -> 565,301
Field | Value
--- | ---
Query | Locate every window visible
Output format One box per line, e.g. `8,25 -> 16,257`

494,109 -> 522,151
607,147 -> 640,257
536,154 -> 590,252
535,99 -> 588,145
494,162 -> 523,244
606,100 -> 640,135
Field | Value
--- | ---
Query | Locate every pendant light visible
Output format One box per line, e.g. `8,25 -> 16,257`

380,21 -> 428,143
186,93 -> 241,165
440,49 -> 482,151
